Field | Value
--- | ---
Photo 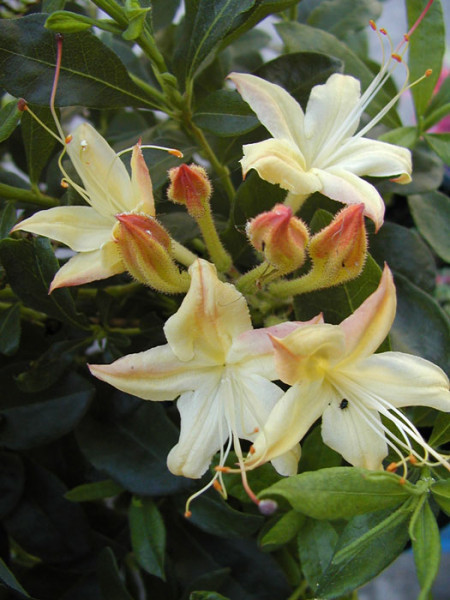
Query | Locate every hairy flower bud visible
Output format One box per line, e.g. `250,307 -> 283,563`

246,204 -> 309,273
113,213 -> 190,293
167,164 -> 212,218
308,204 -> 367,287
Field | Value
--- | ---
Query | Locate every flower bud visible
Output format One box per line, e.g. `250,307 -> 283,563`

167,164 -> 212,218
308,204 -> 367,287
113,213 -> 190,293
246,204 -> 309,273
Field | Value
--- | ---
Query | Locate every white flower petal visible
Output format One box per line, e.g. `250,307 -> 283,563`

49,241 -> 123,291
321,397 -> 387,469
131,143 -> 155,215
67,123 -> 134,216
14,206 -> 114,251
270,445 -> 301,476
229,72 -> 307,149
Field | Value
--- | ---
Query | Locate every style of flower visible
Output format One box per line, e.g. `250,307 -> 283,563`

228,71 -> 412,230
12,123 -> 157,291
246,265 -> 450,472
89,259 -> 315,506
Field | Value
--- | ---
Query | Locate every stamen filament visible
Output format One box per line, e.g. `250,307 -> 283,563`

50,34 -> 65,142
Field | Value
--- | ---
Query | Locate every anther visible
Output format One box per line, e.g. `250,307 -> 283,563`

169,149 -> 183,158
425,69 -> 432,77
65,134 -> 72,144
17,98 -> 28,112
369,20 -> 377,31
249,445 -> 255,454
386,461 -> 398,472
409,455 -> 418,465
399,477 -> 406,485
253,427 -> 259,433
184,510 -> 192,519
60,180 -> 69,188
391,53 -> 402,63
380,28 -> 387,35
213,480 -> 224,494
215,466 -> 231,473
403,33 -> 410,42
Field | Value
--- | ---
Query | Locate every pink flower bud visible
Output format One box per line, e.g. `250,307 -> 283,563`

167,164 -> 212,218
246,204 -> 309,272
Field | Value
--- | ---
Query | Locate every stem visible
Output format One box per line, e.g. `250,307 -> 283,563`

77,281 -> 141,299
269,270 -> 320,298
0,183 -> 58,208
171,240 -> 198,267
196,206 -> 232,272
284,192 -> 310,213
129,73 -> 169,108
235,261 -> 279,293
107,326 -> 141,336
0,301 -> 47,325
286,579 -> 308,600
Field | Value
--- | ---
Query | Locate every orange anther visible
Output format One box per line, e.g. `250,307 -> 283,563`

380,28 -> 387,35
253,427 -> 259,433
369,20 -> 377,31
399,477 -> 406,485
17,98 -> 28,112
391,53 -> 402,63
425,68 -> 432,77
60,180 -> 69,188
65,134 -> 73,144
169,149 -> 183,158
409,455 -> 418,465
184,510 -> 192,518
215,466 -> 230,473
386,462 -> 398,472
213,480 -> 224,493
403,33 -> 410,42
249,445 -> 256,455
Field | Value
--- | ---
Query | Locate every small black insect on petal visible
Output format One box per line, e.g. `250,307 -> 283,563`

340,399 -> 349,410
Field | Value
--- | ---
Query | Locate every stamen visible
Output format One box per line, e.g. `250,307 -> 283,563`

391,53 -> 402,63
116,144 -> 184,159
19,104 -> 63,144
50,34 -> 65,142
369,20 -> 377,31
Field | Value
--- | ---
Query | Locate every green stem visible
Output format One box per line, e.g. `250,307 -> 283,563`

269,270 -> 320,298
235,261 -> 280,293
0,183 -> 58,208
196,206 -> 232,272
76,281 -> 141,299
129,73 -> 168,108
286,579 -> 308,600
0,301 -> 46,325
171,240 -> 198,267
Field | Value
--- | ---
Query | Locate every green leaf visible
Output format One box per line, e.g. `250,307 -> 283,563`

190,593 -> 230,600
390,272 -> 450,373
0,557 -> 30,597
45,11 -> 98,33
430,479 -> 450,515
0,304 -> 21,356
307,0 -> 382,39
411,499 -> 441,599
129,496 -> 166,579
234,171 -> 286,228
65,479 -> 125,502
97,547 -> 135,600
0,237 -> 88,329
407,0 -> 445,120
0,202 -> 17,239
0,14 -> 159,109
260,467 -> 415,519
298,426 -> 342,473
260,510 -> 304,550
316,504 -> 412,598
429,413 -> 450,447
424,133 -> 450,165
369,222 -> 436,294
275,22 -> 400,127
0,370 -> 94,450
379,125 -> 418,148
0,100 -> 21,143
193,90 -> 258,137
408,190 -> 450,262
0,452 -> 24,519
151,0 -> 181,31
424,74 -> 450,129
297,519 -> 338,589
21,104 -> 58,186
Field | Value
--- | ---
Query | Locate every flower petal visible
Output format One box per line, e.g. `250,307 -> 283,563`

67,123 -> 134,216
271,445 -> 301,476
344,352 -> 450,411
164,259 -> 252,363
241,138 -> 321,194
322,397 -> 387,469
13,206 -> 114,251
49,241 -> 123,291
89,346 -> 221,401
228,72 -> 307,149
167,382 -> 228,478
314,166 -> 385,230
338,265 -> 396,366
131,143 -> 155,215
330,137 -> 412,182
246,380 -> 330,469
304,74 -> 362,161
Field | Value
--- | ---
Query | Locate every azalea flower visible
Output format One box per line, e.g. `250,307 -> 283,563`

89,259 -> 312,510
228,71 -> 412,230
12,123 -> 164,291
246,265 -> 450,472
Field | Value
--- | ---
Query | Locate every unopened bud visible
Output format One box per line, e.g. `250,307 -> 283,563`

167,163 -> 212,218
246,204 -> 309,273
308,204 -> 367,287
113,213 -> 190,293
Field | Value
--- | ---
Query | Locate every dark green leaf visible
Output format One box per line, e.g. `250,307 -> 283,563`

275,22 -> 400,127
0,370 -> 94,450
129,496 -> 166,579
0,237 -> 88,329
307,0 -> 382,39
298,426 -> 342,473
151,0 -> 181,31
21,105 -> 57,186
193,90 -> 258,137
97,547 -> 135,600
65,479 -> 125,502
379,125 -> 418,148
411,499 -> 441,599
0,452 -> 24,519
190,593 -> 230,600
430,479 -> 450,515
297,519 -> 338,589
76,396 -> 191,496
261,467 -> 415,519
390,272 -> 450,373
0,304 -> 21,356
42,0 -> 67,12
424,133 -> 450,164
0,100 -> 21,143
407,0 -> 445,119
0,557 -> 30,597
234,171 -> 286,229
0,14 -> 159,109
0,202 -> 17,239
369,222 -> 436,293
424,74 -> 450,129
316,505 -> 412,598
260,510 -> 304,550
429,413 -> 450,447
408,190 -> 450,262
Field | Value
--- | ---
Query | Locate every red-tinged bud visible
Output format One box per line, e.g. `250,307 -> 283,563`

113,213 -> 190,294
246,204 -> 309,273
17,98 -> 27,112
308,204 -> 367,287
167,163 -> 212,218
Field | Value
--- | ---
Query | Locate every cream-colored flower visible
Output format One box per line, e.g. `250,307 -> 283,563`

90,259 -> 314,487
229,72 -> 412,230
12,123 -> 155,291
246,265 -> 450,471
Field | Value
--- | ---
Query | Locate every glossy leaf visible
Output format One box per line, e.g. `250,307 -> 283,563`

424,133 -> 450,164
97,547 -> 135,600
0,557 -> 31,597
21,105 -> 58,186
408,190 -> 450,263
0,452 -> 24,519
430,479 -> 450,515
0,304 -> 21,356
0,14 -> 158,109
65,479 -> 125,502
260,510 -> 304,550
307,0 -> 382,39
429,413 -> 450,447
193,90 -> 258,137
407,0 -> 445,119
411,499 -> 441,599
0,100 -> 21,143
0,201 -> 17,239
297,519 -> 338,589
129,496 -> 166,579
261,468 -> 414,519
0,237 -> 88,329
